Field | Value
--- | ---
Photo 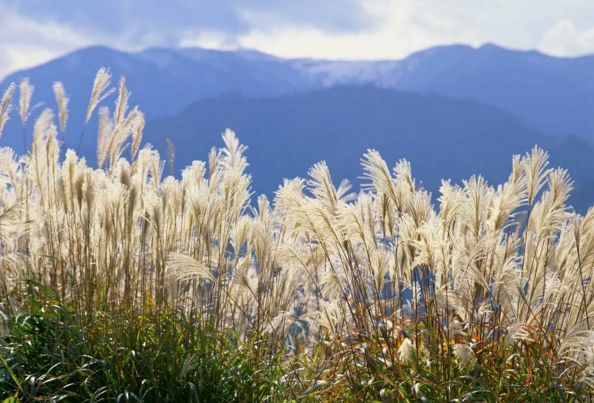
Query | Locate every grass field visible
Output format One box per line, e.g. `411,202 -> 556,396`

1,69 -> 594,402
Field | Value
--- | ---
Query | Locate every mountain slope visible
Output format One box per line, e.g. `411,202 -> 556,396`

296,44 -> 594,139
0,46 -> 315,156
143,85 -> 594,212
2,43 -> 594,158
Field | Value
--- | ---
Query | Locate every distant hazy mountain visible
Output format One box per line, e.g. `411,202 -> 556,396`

294,44 -> 594,139
0,46 -> 315,155
143,86 -> 594,212
2,43 -> 594,158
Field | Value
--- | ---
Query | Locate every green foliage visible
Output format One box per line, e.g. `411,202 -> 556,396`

0,288 -> 286,402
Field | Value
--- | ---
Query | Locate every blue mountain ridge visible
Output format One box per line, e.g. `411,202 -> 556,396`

2,43 -> 594,154
0,45 -> 316,156
0,44 -> 593,209
143,86 -> 594,213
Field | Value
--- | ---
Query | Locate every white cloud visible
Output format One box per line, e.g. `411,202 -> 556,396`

179,30 -> 240,51
0,4 -> 95,80
540,19 -> 594,57
2,0 -> 594,80
234,0 -> 594,60
236,1 -> 417,60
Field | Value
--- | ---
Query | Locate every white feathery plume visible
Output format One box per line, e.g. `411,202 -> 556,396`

445,321 -> 467,340
85,67 -> 115,125
221,128 -> 248,171
180,355 -> 197,379
109,107 -> 144,168
523,147 -> 551,208
460,175 -> 493,238
393,159 -> 415,194
31,109 -> 54,157
166,253 -> 214,283
398,338 -> 414,363
265,310 -> 301,337
453,343 -> 476,367
97,79 -> 143,170
505,322 -> 533,348
316,300 -> 346,339
559,326 -> 594,367
308,161 -> 338,211
490,155 -> 527,230
52,82 -> 69,135
19,78 -> 34,128
0,204 -> 24,240
113,76 -> 130,127
0,83 -> 15,141
361,150 -> 398,208
336,179 -> 356,203
181,160 -> 206,186
438,180 -> 464,230
131,110 -> 145,161
96,107 -> 113,167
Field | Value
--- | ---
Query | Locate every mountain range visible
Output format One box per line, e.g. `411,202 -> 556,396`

0,43 -> 593,210
144,86 -> 594,212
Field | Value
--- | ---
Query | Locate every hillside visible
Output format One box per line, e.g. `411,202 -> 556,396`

295,44 -> 594,139
2,43 -> 594,157
143,85 -> 594,212
0,46 -> 315,155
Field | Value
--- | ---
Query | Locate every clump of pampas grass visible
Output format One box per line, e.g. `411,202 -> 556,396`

0,69 -> 593,402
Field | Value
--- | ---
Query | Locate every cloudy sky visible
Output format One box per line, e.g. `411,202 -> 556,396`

1,0 -> 594,78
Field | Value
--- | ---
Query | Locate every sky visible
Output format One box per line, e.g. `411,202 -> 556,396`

1,0 -> 594,78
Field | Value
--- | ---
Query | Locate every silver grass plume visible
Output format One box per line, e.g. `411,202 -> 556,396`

453,343 -> 477,367
113,76 -> 129,126
19,78 -> 34,128
307,162 -> 338,211
0,83 -> 15,141
97,106 -> 113,167
398,338 -> 414,363
100,78 -> 141,170
505,322 -> 533,348
97,78 -> 143,169
361,149 -> 399,209
166,253 -> 215,283
180,355 -> 198,379
31,109 -> 54,157
52,82 -> 69,136
19,78 -> 35,152
524,147 -> 551,208
0,203 -> 24,240
85,68 -> 115,125
221,129 -> 248,171
78,68 -> 115,155
131,110 -> 145,161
